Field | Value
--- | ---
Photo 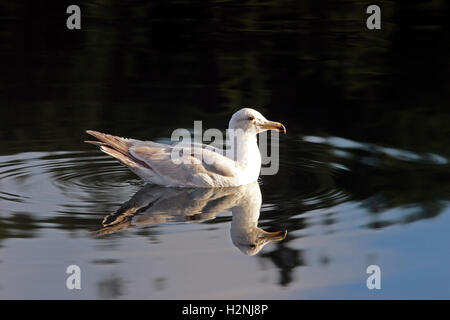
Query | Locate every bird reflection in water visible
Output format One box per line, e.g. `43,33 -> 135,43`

91,182 -> 286,255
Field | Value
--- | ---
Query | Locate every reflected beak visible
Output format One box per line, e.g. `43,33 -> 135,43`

260,120 -> 287,134
260,229 -> 288,243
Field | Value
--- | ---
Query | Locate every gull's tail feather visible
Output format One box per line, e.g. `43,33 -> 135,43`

85,130 -> 151,170
84,140 -> 106,147
85,130 -> 132,155
100,145 -> 139,168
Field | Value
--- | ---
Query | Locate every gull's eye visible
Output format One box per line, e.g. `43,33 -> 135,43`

248,116 -> 255,121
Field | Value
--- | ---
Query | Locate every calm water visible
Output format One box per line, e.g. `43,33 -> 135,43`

0,1 -> 450,299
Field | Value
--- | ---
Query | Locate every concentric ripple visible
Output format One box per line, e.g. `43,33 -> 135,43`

0,151 -> 140,190
0,151 -> 143,220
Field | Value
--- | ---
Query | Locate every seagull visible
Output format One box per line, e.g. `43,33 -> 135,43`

85,108 -> 286,187
91,182 -> 287,255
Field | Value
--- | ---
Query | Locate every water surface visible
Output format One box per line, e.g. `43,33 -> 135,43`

0,1 -> 449,299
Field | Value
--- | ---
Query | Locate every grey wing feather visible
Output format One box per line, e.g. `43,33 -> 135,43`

85,130 -> 239,186
130,143 -> 239,185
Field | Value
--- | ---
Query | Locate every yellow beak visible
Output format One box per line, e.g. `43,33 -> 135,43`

260,230 -> 288,243
260,121 -> 287,133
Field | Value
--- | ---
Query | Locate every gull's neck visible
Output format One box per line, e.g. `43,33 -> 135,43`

227,131 -> 261,183
231,194 -> 261,229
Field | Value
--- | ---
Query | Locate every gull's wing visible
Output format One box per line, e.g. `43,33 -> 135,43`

130,142 -> 240,187
85,130 -> 240,187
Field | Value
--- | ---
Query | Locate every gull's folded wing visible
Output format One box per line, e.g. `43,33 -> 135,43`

130,143 -> 240,187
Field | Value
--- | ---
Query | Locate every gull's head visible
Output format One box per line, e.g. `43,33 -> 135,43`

232,228 -> 288,256
228,108 -> 286,135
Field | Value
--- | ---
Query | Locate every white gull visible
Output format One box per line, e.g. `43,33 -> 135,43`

85,108 -> 286,187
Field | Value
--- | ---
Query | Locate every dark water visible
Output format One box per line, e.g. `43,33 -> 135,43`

0,1 -> 449,299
